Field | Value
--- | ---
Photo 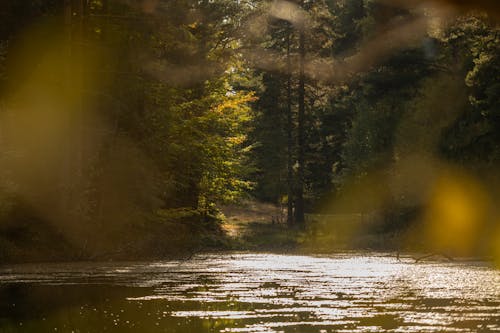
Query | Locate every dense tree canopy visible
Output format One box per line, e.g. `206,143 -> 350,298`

0,0 -> 498,260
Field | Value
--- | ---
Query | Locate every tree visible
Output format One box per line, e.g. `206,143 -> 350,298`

0,0 -> 256,259
249,0 -> 338,224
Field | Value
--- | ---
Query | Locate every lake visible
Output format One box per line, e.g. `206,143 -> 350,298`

0,253 -> 499,332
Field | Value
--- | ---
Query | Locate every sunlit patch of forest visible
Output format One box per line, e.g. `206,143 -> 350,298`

0,0 -> 499,263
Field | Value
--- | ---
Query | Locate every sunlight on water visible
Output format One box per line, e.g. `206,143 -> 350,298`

0,253 -> 499,332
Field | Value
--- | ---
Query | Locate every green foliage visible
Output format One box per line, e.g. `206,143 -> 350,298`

441,16 -> 500,165
0,0 -> 255,261
0,0 -> 499,259
341,98 -> 401,178
250,71 -> 288,202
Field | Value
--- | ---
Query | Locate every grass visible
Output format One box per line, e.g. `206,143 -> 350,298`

219,201 -> 410,253
219,200 -> 306,251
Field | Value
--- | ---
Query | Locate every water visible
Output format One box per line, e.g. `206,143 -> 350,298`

0,253 -> 499,332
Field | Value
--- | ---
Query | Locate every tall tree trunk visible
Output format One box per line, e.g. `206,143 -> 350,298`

286,28 -> 294,226
294,26 -> 305,225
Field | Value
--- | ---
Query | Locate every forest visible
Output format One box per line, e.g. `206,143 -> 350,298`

0,0 -> 499,263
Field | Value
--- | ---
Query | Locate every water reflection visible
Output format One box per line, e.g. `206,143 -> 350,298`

0,253 -> 499,332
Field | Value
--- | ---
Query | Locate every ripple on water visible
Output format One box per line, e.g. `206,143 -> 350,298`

0,253 -> 499,333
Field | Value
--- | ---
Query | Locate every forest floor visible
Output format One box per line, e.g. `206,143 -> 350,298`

220,199 -> 283,237
219,200 -> 306,251
218,200 -> 402,253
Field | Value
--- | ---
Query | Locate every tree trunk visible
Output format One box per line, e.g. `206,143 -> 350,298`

286,28 -> 294,226
294,26 -> 305,225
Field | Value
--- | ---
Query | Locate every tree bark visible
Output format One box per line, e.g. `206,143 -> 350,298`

286,28 -> 294,226
294,25 -> 305,225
